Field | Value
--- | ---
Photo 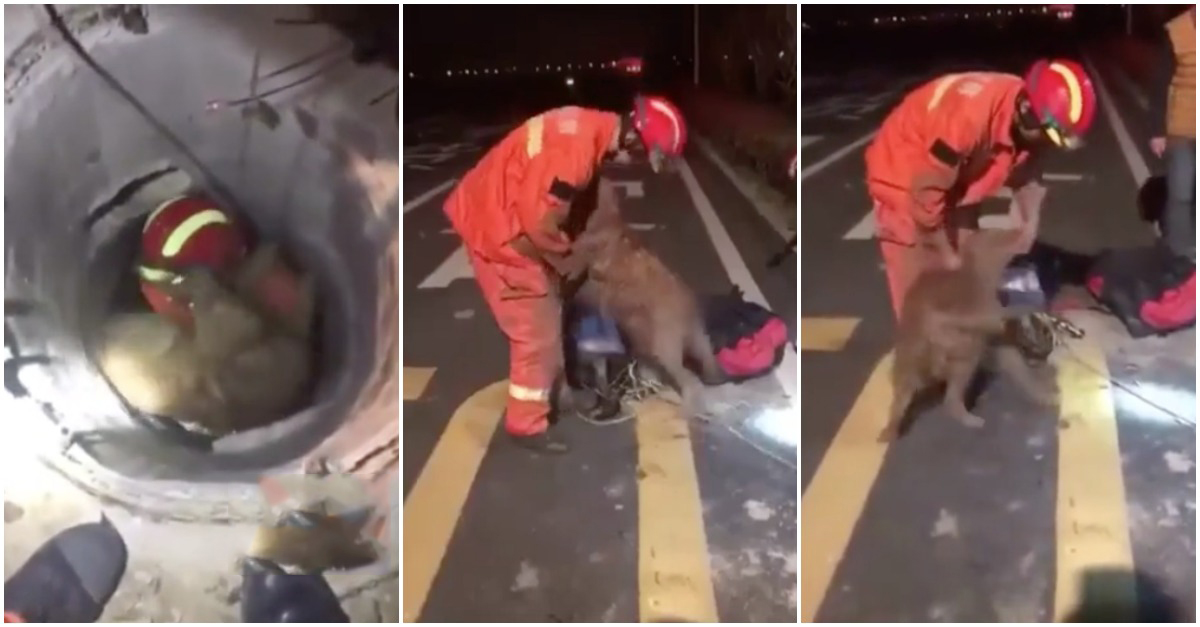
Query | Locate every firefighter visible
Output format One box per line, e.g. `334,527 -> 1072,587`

443,95 -> 687,453
98,195 -> 317,434
865,60 -> 1097,319
138,195 -> 314,339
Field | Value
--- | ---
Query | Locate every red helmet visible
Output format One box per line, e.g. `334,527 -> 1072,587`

1023,59 -> 1096,149
138,195 -> 248,326
632,95 -> 687,170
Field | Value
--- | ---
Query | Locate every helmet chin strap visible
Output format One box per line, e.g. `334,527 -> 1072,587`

617,111 -> 638,150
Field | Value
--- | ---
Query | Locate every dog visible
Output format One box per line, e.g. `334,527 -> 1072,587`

96,269 -> 313,435
879,228 -> 1057,442
562,180 -> 726,416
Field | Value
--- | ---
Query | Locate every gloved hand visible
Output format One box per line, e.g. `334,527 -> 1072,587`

239,558 -> 349,623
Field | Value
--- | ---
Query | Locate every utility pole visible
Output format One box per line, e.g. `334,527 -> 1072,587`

693,4 -> 700,86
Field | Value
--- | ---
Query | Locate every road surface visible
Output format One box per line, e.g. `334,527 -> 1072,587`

402,116 -> 799,622
800,43 -> 1196,622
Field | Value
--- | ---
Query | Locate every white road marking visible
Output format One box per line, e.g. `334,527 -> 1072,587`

800,131 -> 876,182
609,180 -> 645,198
418,179 -> 648,290
404,177 -> 458,214
418,245 -> 473,289
679,160 -> 796,401
801,135 -> 822,148
694,137 -> 792,239
1085,56 -> 1151,186
1043,173 -> 1084,182
842,174 -> 1084,240
842,210 -> 877,241
1112,65 -> 1149,111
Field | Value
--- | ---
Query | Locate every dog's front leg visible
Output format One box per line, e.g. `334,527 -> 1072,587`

942,356 -> 986,429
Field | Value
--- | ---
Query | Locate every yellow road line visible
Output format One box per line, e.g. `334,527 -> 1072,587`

800,317 -> 861,352
404,366 -> 438,401
636,398 -> 719,622
403,380 -> 507,622
800,351 -> 894,622
1053,336 -> 1135,621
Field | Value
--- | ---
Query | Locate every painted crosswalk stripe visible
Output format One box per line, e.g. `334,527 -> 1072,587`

1053,323 -> 1135,620
419,246 -> 473,289
404,177 -> 457,214
800,352 -> 895,622
1085,55 -> 1150,186
636,398 -> 719,622
404,367 -> 437,401
403,381 -> 507,622
800,317 -> 860,352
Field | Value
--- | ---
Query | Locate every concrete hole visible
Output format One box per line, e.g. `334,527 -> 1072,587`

4,5 -> 397,520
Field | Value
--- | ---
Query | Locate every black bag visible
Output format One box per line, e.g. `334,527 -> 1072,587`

703,287 -> 790,382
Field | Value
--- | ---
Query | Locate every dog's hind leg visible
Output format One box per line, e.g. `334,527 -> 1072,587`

652,330 -> 705,417
879,366 -> 920,442
685,322 -> 727,386
943,356 -> 986,429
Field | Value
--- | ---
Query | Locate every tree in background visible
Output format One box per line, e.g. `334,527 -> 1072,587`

700,5 -> 796,110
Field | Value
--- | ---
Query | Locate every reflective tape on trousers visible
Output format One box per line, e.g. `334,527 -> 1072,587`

508,382 -> 549,402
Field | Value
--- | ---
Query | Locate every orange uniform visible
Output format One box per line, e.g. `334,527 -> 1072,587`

865,72 -> 1035,318
444,107 -> 620,436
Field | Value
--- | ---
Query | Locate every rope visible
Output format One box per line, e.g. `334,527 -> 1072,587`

580,360 -> 798,469
1059,341 -> 1196,430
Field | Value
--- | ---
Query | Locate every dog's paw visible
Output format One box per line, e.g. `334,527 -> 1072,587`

1032,388 -> 1060,408
876,427 -> 900,443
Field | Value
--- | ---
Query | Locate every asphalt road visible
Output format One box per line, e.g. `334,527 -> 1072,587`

799,43 -> 1196,622
402,117 -> 799,622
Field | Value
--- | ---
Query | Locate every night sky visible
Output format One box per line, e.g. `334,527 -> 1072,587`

402,5 -> 691,73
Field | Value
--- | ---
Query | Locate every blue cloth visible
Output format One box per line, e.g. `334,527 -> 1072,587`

569,306 -> 625,356
998,262 -> 1046,312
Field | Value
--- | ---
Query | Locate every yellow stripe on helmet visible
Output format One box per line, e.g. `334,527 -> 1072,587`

137,264 -> 179,284
161,209 -> 231,258
1045,126 -> 1065,148
143,195 -> 189,233
646,98 -> 682,151
1047,62 -> 1083,125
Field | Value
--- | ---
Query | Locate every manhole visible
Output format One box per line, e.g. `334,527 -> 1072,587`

3,6 -> 397,521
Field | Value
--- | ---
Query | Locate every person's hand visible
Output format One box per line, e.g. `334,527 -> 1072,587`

1150,136 -> 1167,158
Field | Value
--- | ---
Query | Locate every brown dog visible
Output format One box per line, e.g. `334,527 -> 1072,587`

564,180 -> 726,416
879,228 -> 1056,442
96,269 -> 313,435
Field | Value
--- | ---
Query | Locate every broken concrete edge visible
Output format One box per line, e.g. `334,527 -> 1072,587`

3,396 -> 275,523
693,135 -> 796,239
5,5 -> 138,104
